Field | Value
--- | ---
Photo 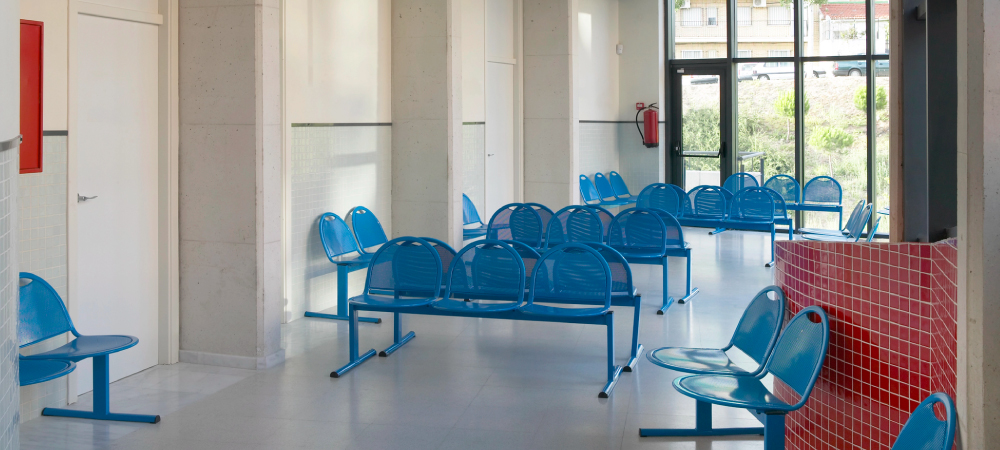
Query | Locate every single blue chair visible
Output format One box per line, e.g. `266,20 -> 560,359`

334,237 -> 444,371
802,203 -> 871,242
462,194 -> 488,240
798,199 -> 865,236
608,171 -> 638,203
587,205 -> 615,239
800,176 -> 844,229
640,306 -> 830,450
867,217 -> 881,242
892,393 -> 956,450
349,206 -> 389,254
486,203 -> 545,249
763,174 -> 801,208
20,357 -> 75,386
646,286 -> 785,376
686,185 -> 733,235
432,240 -> 525,312
723,172 -> 759,193
304,213 -> 382,323
545,205 -> 604,248
637,183 -> 685,217
595,173 -> 636,205
728,187 -> 778,265
608,207 -> 699,310
18,273 -> 160,423
581,175 -> 628,207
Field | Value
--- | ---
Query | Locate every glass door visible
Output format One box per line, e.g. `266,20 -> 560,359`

670,65 -> 732,191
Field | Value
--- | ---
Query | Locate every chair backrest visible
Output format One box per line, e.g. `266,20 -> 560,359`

687,185 -> 731,219
422,237 -> 457,286
607,208 -> 668,256
486,203 -> 545,248
349,206 -> 389,252
545,206 -> 604,247
802,176 -> 843,204
764,306 -> 829,409
763,174 -> 801,205
317,213 -> 361,261
723,172 -> 760,193
462,194 -> 483,225
891,393 -> 956,450
608,171 -> 632,197
762,187 -> 789,219
579,175 -> 603,204
365,237 -> 442,298
18,273 -> 76,348
729,187 -> 776,222
842,200 -> 866,233
845,203 -> 872,240
637,183 -> 684,216
527,243 -> 612,310
445,240 -> 525,304
583,243 -> 634,297
867,217 -> 881,243
593,173 -> 619,201
525,203 -> 555,241
728,286 -> 786,368
502,240 -> 542,288
586,205 -> 614,239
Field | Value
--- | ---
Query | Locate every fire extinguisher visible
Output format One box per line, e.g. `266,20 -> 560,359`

636,103 -> 659,148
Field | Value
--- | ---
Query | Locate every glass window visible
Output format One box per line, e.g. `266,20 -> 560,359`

874,1 -> 889,54
680,50 -> 704,59
767,6 -> 791,25
804,0 -> 867,57
737,6 -> 752,26
707,7 -> 719,26
737,71 -> 795,190
875,61 -> 891,233
737,1 -> 793,57
738,49 -> 752,58
768,50 -> 791,57
682,7 -> 703,26
673,0 -> 727,58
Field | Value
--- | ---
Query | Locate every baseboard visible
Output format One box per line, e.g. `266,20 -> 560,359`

179,348 -> 286,370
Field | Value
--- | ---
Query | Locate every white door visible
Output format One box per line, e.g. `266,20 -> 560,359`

484,0 -> 517,214
75,14 -> 160,394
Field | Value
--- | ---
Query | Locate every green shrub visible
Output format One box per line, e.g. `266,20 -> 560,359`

808,127 -> 854,151
853,85 -> 887,112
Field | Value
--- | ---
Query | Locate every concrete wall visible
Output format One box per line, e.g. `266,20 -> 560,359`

283,0 -> 392,321
0,0 -> 19,446
617,0 -> 665,190
576,0 -> 619,121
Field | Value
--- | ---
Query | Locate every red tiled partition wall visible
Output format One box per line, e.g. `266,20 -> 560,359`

773,239 -> 957,450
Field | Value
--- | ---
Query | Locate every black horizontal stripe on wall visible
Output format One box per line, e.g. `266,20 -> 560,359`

291,123 -> 391,127
42,130 -> 68,136
463,122 -> 485,125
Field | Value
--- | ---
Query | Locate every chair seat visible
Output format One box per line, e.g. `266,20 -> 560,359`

22,335 -> 139,362
673,374 -> 795,412
463,226 -> 488,239
19,359 -> 75,386
797,227 -> 846,237
431,298 -> 519,312
801,233 -> 857,242
646,347 -> 751,375
519,303 -> 608,317
350,294 -> 437,308
616,249 -> 668,259
332,253 -> 373,267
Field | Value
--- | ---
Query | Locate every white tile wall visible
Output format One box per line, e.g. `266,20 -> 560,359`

578,122 -> 620,185
16,136 -> 68,423
0,141 -> 18,450
462,124 -> 485,216
617,122 -> 664,195
287,125 -> 391,321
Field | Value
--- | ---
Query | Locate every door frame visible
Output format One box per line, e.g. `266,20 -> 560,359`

65,0 -> 177,404
668,62 -> 735,189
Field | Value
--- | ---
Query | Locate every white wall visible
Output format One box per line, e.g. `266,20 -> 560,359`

575,0 -> 619,121
462,0 -> 485,123
0,0 -> 19,446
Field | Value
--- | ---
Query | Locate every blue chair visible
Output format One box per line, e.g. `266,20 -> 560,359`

581,243 -> 644,371
637,183 -> 685,217
802,203 -> 871,242
581,175 -> 628,207
18,273 -> 160,423
432,240 -> 525,312
586,205 -> 615,239
867,217 -> 881,242
304,213 -> 382,323
502,240 -> 542,288
763,174 -> 801,208
608,171 -> 638,203
892,393 -> 956,450
646,286 -> 785,376
595,173 -> 636,205
526,203 -> 555,243
487,203 -> 545,249
728,187 -> 778,265
763,187 -> 794,240
545,206 -> 604,248
462,194 -> 488,240
20,357 -> 75,386
798,199 -> 865,236
640,306 -> 830,450
420,237 -> 457,303
608,208 -> 699,310
349,206 -> 389,254
686,185 -> 734,235
333,237 -> 443,372
800,176 -> 844,229
723,172 -> 759,193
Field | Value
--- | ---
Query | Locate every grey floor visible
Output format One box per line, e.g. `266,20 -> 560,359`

21,228 -> 780,450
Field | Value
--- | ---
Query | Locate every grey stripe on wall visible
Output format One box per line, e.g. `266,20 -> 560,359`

42,130 -> 69,136
291,123 -> 391,127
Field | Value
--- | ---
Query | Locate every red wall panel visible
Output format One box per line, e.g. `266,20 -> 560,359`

20,20 -> 43,174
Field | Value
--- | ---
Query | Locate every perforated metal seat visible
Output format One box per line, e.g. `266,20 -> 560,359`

519,243 -> 612,318
636,183 -> 685,216
303,213 -> 381,323
763,174 -> 801,207
486,203 -> 545,249
545,205 -> 605,248
723,172 -> 759,193
433,240 -> 524,313
349,237 -> 443,309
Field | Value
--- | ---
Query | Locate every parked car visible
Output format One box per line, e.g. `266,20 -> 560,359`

832,59 -> 889,77
737,63 -> 759,81
689,75 -> 720,85
747,61 -> 794,80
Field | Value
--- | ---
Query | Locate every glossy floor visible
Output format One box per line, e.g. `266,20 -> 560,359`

21,228 -> 781,450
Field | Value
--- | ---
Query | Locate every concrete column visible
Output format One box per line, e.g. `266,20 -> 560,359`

956,0 -> 1000,444
391,0 -> 464,249
0,0 -> 19,444
523,0 -> 577,208
177,0 -> 283,369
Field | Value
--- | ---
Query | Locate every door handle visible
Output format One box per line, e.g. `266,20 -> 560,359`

487,153 -> 495,157
77,194 -> 98,202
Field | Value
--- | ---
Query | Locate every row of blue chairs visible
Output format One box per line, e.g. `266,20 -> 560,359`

331,239 -> 631,397
728,172 -> 846,229
800,199 -> 880,242
580,171 -> 638,207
